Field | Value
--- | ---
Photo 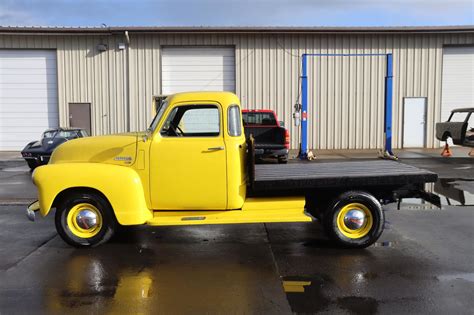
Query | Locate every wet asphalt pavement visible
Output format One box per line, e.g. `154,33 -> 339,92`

0,157 -> 473,314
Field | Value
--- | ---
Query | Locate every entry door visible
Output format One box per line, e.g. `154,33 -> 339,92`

403,98 -> 426,148
69,103 -> 91,135
150,104 -> 227,210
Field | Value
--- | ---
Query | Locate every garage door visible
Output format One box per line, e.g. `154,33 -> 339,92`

161,47 -> 235,94
0,50 -> 58,151
441,46 -> 474,121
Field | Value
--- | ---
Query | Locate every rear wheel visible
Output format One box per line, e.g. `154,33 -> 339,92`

55,192 -> 117,247
323,191 -> 384,248
278,156 -> 288,164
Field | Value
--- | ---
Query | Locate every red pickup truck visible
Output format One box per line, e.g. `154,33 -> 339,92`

242,109 -> 289,163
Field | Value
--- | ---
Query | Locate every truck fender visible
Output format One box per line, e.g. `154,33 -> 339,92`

32,163 -> 152,225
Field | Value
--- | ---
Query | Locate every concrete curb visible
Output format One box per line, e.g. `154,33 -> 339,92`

0,199 -> 35,206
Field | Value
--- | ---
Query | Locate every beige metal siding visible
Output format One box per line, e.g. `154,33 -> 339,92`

0,34 -> 129,136
128,32 -> 473,149
1,31 -> 473,150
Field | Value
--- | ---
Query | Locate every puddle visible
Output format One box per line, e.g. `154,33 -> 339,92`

337,296 -> 378,315
281,276 -> 378,314
281,276 -> 331,313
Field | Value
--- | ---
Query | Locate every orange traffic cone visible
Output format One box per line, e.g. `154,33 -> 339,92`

441,142 -> 452,157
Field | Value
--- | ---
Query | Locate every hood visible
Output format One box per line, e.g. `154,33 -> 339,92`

49,132 -> 142,166
41,137 -> 68,152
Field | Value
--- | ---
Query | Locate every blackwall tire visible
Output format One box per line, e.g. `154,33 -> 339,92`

323,191 -> 384,249
55,192 -> 117,247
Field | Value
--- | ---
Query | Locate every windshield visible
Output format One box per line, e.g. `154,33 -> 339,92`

42,130 -> 79,139
450,112 -> 469,122
149,99 -> 169,131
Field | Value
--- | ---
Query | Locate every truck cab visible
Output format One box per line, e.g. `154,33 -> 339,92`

28,91 -> 438,249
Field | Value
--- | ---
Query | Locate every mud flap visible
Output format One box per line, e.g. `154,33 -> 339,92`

418,190 -> 441,208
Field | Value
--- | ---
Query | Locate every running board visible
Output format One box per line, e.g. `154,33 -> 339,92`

146,197 -> 312,226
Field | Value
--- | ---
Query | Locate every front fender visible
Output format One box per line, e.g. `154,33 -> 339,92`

32,163 -> 152,225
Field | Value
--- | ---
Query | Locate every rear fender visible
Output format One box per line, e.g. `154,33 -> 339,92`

436,121 -> 467,144
32,163 -> 151,225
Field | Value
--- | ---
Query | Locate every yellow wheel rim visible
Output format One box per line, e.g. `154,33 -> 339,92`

336,203 -> 373,239
66,203 -> 103,238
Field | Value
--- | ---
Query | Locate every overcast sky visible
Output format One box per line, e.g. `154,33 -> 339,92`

0,0 -> 473,27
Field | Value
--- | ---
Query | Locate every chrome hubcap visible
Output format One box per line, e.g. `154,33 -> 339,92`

343,209 -> 366,230
75,209 -> 98,229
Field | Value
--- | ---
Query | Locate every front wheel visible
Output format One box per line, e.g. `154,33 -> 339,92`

323,191 -> 384,248
55,192 -> 117,247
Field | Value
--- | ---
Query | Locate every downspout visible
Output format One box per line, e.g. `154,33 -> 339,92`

124,30 -> 131,132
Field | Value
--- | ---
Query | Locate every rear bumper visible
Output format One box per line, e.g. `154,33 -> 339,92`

255,148 -> 288,158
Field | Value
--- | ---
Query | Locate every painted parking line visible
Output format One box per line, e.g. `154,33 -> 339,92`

282,280 -> 312,293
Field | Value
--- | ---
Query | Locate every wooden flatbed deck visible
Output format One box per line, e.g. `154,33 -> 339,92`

252,160 -> 438,191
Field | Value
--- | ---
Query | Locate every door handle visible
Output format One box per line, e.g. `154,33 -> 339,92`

207,146 -> 224,151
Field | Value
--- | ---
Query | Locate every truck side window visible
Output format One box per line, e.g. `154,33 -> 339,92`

161,105 -> 220,137
228,105 -> 242,136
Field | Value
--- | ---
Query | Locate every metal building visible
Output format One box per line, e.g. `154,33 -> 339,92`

0,26 -> 473,151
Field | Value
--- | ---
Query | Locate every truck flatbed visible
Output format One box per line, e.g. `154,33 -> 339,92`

252,160 -> 437,191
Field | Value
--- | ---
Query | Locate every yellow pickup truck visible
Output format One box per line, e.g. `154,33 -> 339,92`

27,91 -> 438,248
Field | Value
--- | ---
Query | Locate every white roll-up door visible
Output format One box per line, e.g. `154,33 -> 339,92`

0,50 -> 59,151
161,47 -> 235,94
441,46 -> 474,121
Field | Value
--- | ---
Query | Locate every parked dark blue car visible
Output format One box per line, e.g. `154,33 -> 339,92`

21,128 -> 88,169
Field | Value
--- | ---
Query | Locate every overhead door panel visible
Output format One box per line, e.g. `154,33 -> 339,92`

441,46 -> 474,121
161,47 -> 235,94
0,50 -> 59,150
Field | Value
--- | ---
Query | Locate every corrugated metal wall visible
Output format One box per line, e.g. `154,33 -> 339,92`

1,31 -> 473,149
0,34 -> 129,136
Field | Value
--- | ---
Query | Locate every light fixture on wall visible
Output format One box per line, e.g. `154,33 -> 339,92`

97,44 -> 108,52
118,43 -> 126,50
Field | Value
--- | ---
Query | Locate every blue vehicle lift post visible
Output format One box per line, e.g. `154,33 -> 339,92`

298,53 -> 394,159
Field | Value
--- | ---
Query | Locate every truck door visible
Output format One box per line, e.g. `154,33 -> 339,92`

150,103 -> 227,210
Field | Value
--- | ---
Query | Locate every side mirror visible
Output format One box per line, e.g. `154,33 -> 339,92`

279,121 -> 285,127
143,128 -> 152,142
